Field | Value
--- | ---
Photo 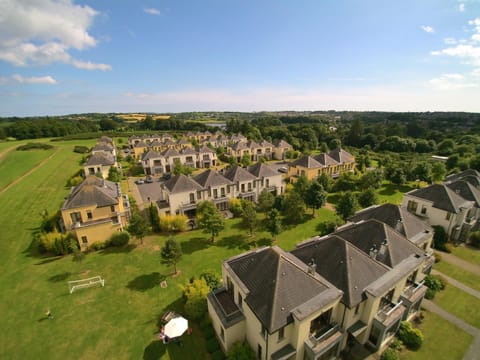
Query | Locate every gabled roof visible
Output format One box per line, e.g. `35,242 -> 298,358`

223,165 -> 257,182
164,139 -> 177,146
177,138 -> 191,145
134,141 -> 148,148
92,143 -> 114,152
274,139 -> 292,148
231,141 -> 248,151
328,148 -> 355,163
348,203 -> 433,245
180,147 -> 197,155
197,145 -> 215,153
407,184 -> 472,213
141,150 -> 162,161
248,163 -> 279,178
193,169 -> 233,188
84,153 -> 115,166
163,174 -> 203,193
314,153 -> 339,166
149,140 -> 163,147
161,148 -> 180,157
291,236 -> 389,308
445,169 -> 480,184
98,136 -> 114,145
247,140 -> 260,148
62,176 -> 119,210
259,140 -> 275,148
226,246 -> 341,332
447,180 -> 480,207
290,155 -> 323,169
333,220 -> 424,268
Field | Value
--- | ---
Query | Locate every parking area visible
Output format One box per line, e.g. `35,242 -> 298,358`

128,176 -> 165,210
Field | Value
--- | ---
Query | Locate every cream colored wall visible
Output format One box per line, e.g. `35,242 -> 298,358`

75,221 -> 123,247
207,298 -> 246,352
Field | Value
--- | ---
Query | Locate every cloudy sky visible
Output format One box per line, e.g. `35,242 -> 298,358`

0,0 -> 479,116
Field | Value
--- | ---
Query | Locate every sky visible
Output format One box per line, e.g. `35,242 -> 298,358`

0,0 -> 480,116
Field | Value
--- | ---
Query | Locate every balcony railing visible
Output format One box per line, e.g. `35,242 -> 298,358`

376,301 -> 404,323
208,287 -> 245,327
403,281 -> 425,299
304,323 -> 343,356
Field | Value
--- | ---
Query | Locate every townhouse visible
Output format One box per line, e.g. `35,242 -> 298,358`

83,136 -> 119,179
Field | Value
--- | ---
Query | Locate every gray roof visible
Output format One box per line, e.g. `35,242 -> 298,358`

98,136 -> 114,145
163,174 -> 203,193
62,176 -> 119,210
92,143 -> 114,152
141,150 -> 162,161
292,235 -> 389,308
226,246 -> 340,332
197,145 -> 215,153
193,169 -> 233,188
445,169 -> 480,184
328,148 -> 355,163
407,184 -> 472,213
223,165 -> 257,182
248,163 -> 279,178
274,139 -> 292,148
231,141 -> 248,151
84,153 -> 115,166
181,147 -> 197,155
290,155 -> 323,169
333,220 -> 425,268
348,203 -> 433,245
314,153 -> 339,166
447,180 -> 480,207
134,141 -> 148,148
161,148 -> 180,157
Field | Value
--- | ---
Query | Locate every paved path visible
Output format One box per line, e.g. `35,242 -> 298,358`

439,251 -> 480,276
431,269 -> 480,300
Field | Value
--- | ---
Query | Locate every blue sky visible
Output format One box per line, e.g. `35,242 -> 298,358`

0,0 -> 480,116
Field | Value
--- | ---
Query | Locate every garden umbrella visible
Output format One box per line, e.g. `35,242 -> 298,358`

164,316 -> 188,338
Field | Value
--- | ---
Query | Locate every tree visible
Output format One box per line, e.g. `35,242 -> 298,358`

387,167 -> 406,186
199,270 -> 222,290
257,190 -> 275,214
161,237 -> 182,274
283,191 -> 306,224
359,170 -> 383,190
241,153 -> 251,167
72,246 -> 85,263
148,203 -> 161,232
197,201 -> 224,242
241,200 -> 257,236
173,159 -> 193,176
432,225 -> 448,251
183,278 -> 210,320
127,212 -> 148,244
358,187 -> 379,208
317,172 -> 333,192
227,342 -> 256,360
266,209 -> 282,241
431,162 -> 446,183
305,182 -> 326,216
107,166 -> 120,182
413,162 -> 432,182
336,191 -> 359,220
293,175 -> 310,200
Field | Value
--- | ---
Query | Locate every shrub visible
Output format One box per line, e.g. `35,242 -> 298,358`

425,288 -> 436,300
17,142 -> 53,151
203,325 -> 215,338
229,198 -> 243,217
36,231 -> 75,255
389,338 -> 402,351
128,165 -> 144,176
381,348 -> 399,360
397,321 -> 423,350
432,225 -> 449,252
40,209 -> 61,233
212,350 -> 225,360
108,232 -> 130,247
469,231 -> 480,248
200,270 -> 222,290
73,145 -> 90,154
207,338 -> 220,353
227,342 -> 256,360
159,214 -> 188,232
90,241 -> 108,251
424,274 -> 446,292
183,278 -> 210,320
434,252 -> 442,263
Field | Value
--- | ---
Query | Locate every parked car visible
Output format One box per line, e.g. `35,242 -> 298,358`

146,175 -> 153,183
278,166 -> 288,173
162,173 -> 171,180
135,178 -> 144,185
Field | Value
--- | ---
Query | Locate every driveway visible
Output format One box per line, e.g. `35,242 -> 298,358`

128,177 -> 165,210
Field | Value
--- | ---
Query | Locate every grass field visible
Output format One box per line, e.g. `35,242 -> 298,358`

434,261 -> 480,292
450,246 -> 480,266
434,285 -> 480,329
400,311 -> 473,360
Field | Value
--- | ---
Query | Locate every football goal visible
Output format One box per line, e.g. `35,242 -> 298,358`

68,276 -> 105,294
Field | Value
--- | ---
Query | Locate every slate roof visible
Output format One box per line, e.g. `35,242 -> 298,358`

223,165 -> 257,182
134,141 -> 148,148
141,150 -> 162,161
290,155 -> 323,169
98,136 -> 114,145
181,147 -> 197,155
248,163 -> 279,178
328,148 -> 355,164
231,141 -> 248,151
348,204 -> 433,245
84,153 -> 115,166
447,180 -> 480,207
226,246 -> 341,332
259,140 -> 275,148
407,184 -> 472,213
161,149 -> 180,157
445,169 -> 480,184
274,140 -> 292,148
163,174 -> 203,193
291,235 -> 389,308
62,176 -> 119,210
333,220 -> 424,268
314,153 -> 339,166
193,169 -> 233,188
197,145 -> 215,153
92,143 -> 114,152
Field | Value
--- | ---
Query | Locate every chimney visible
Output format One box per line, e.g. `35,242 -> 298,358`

308,258 -> 317,274
369,246 -> 378,259
379,240 -> 388,256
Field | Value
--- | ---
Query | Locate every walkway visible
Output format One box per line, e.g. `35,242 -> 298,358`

431,269 -> 480,300
439,251 -> 480,276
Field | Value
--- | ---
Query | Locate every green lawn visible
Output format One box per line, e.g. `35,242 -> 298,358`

434,261 -> 480,292
377,182 -> 416,205
434,285 -> 480,328
450,246 -> 480,266
400,310 -> 473,360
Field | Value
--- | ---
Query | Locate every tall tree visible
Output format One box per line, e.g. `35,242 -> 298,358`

148,203 -> 161,233
305,182 -> 327,216
431,162 -> 447,183
257,190 -> 275,214
293,175 -> 310,200
107,166 -> 120,182
358,187 -> 379,208
161,237 -> 182,274
283,191 -> 306,224
336,191 -> 359,221
197,201 -> 225,242
127,212 -> 148,244
266,208 -> 282,241
241,200 -> 257,236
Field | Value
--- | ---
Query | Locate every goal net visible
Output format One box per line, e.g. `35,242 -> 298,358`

68,276 -> 105,294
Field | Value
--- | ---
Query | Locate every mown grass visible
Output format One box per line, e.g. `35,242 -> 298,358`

450,245 -> 480,266
434,261 -> 480,292
434,285 -> 480,328
400,310 -> 473,360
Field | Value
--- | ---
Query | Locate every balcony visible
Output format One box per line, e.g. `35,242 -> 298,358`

401,282 -> 427,304
207,287 -> 245,328
304,323 -> 343,360
375,301 -> 406,328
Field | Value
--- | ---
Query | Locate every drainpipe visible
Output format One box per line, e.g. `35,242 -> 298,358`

341,305 -> 347,328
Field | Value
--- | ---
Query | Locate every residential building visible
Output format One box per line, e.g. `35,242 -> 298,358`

61,176 -> 130,249
208,220 -> 431,359
83,152 -> 117,179
273,139 -> 293,160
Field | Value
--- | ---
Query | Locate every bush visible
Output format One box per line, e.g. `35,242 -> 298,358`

424,274 -> 446,292
381,348 -> 399,360
432,225 -> 449,252
434,252 -> 442,263
200,270 -> 222,290
469,231 -> 480,248
89,241 -> 108,251
73,145 -> 90,154
40,210 -> 61,233
108,232 -> 130,247
183,278 -> 210,320
36,231 -> 75,255
128,165 -> 144,176
159,214 -> 188,232
397,321 -> 423,350
425,288 -> 436,300
389,338 -> 403,351
229,198 -> 243,217
207,338 -> 220,353
17,142 -> 54,151
212,350 -> 225,360
203,325 -> 215,338
227,342 -> 256,360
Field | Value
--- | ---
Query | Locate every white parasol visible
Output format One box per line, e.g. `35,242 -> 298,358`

164,316 -> 188,338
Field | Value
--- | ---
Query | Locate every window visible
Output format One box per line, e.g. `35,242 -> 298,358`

421,206 -> 427,215
266,179 -> 269,187
86,210 -> 93,220
446,212 -> 451,220
110,205 -> 115,212
257,344 -> 262,360
241,184 -> 245,192
278,327 -> 284,341
238,292 -> 243,309
197,191 -> 201,200
407,200 -> 418,212
189,193 -> 195,203
368,324 -> 382,346
81,236 -> 88,244
221,187 -> 225,197
220,327 -> 225,341
213,189 -> 218,198
355,304 -> 360,315
70,212 -> 82,224
248,183 -> 252,191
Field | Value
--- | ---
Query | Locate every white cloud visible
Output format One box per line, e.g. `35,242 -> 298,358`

429,73 -> 478,90
421,25 -> 434,33
72,60 -> 112,71
12,74 -> 57,84
431,44 -> 480,65
459,3 -> 466,12
144,7 -> 161,15
0,0 -> 110,70
444,37 -> 458,45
